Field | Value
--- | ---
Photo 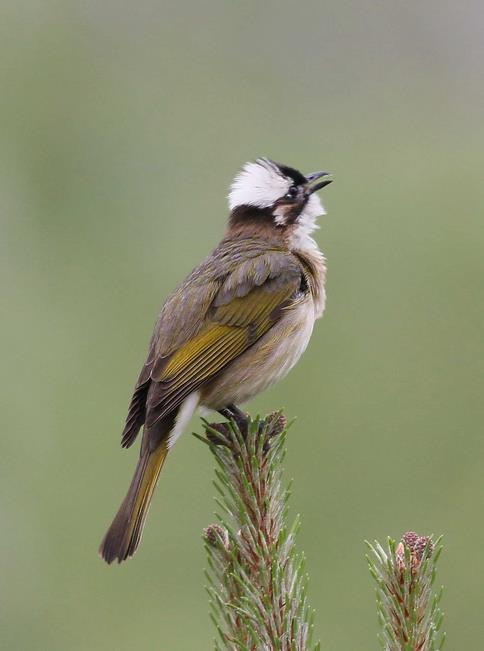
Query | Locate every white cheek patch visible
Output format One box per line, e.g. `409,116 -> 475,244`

289,194 -> 326,251
298,193 -> 325,234
273,206 -> 287,226
268,192 -> 326,236
228,159 -> 291,210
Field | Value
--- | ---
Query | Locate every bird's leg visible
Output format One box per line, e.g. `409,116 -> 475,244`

218,407 -> 234,421
218,403 -> 249,437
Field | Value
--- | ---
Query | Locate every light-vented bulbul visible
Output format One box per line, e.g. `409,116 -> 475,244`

99,158 -> 332,563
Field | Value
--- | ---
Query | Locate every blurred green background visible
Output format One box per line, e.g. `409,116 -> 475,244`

1,1 -> 483,648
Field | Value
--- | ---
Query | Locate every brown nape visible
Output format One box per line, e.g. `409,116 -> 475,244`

229,204 -> 275,227
227,202 -> 306,247
227,205 -> 286,242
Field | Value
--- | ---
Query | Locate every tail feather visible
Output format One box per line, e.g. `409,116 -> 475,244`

121,380 -> 150,449
99,443 -> 168,564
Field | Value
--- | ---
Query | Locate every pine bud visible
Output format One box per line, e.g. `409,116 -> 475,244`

203,524 -> 230,551
400,531 -> 434,564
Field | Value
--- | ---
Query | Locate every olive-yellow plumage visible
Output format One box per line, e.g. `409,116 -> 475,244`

99,158 -> 332,563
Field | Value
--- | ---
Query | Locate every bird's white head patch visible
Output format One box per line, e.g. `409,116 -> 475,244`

228,158 -> 292,211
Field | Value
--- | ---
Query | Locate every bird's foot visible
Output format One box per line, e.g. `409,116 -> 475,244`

218,404 -> 249,437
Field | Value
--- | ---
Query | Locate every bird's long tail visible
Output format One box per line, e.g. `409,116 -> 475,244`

99,442 -> 168,564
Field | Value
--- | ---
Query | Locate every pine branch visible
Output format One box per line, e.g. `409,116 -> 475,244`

366,532 -> 445,651
197,411 -> 319,651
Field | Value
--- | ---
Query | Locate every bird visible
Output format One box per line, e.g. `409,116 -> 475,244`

99,158 -> 333,563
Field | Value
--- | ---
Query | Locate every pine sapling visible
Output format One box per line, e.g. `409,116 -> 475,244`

366,532 -> 445,651
196,412 -> 319,651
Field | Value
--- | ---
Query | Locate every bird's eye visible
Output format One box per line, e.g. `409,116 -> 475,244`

286,186 -> 298,199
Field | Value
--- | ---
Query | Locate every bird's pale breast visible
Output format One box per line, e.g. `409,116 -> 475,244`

200,296 -> 319,409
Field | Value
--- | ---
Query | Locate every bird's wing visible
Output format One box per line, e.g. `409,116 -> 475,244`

143,243 -> 303,432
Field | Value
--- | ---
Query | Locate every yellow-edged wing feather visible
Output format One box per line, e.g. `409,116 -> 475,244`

144,254 -> 301,429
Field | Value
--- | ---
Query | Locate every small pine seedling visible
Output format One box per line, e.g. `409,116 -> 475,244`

196,412 -> 320,651
366,532 -> 445,651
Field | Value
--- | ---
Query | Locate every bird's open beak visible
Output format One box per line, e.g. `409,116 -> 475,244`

305,171 -> 333,194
